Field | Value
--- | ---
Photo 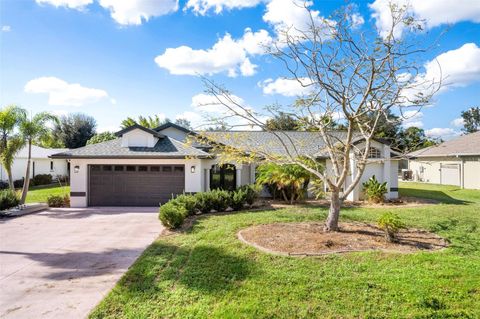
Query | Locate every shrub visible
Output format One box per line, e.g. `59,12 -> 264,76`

308,178 -> 325,200
194,192 -> 216,214
231,188 -> 247,210
362,175 -> 388,203
210,189 -> 232,212
0,189 -> 19,211
159,202 -> 187,229
174,194 -> 198,216
0,180 -> 9,190
32,174 -> 53,186
13,178 -> 24,189
47,194 -> 70,207
377,212 -> 406,242
239,184 -> 260,206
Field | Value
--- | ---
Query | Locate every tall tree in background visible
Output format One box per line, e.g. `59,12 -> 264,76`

0,105 -> 27,189
461,107 -> 480,133
86,131 -> 116,145
53,113 -> 96,148
266,112 -> 301,130
198,3 -> 440,231
398,127 -> 437,152
174,118 -> 193,129
121,115 -> 169,129
17,112 -> 58,203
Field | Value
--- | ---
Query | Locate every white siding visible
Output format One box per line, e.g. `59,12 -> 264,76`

464,158 -> 480,189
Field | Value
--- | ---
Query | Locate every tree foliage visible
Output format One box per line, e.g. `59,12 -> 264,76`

53,113 -> 96,148
461,107 -> 480,133
196,3 -> 441,231
87,131 -> 116,145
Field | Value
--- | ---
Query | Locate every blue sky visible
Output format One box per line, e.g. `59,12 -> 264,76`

1,0 -> 479,139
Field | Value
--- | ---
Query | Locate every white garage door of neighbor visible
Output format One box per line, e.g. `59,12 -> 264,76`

440,164 -> 460,186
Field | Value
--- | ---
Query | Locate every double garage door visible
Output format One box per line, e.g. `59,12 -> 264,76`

89,164 -> 185,206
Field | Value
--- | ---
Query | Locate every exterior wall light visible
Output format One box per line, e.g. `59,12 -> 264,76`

74,166 -> 80,173
191,166 -> 196,173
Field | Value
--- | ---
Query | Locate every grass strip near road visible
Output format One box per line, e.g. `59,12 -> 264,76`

25,184 -> 70,203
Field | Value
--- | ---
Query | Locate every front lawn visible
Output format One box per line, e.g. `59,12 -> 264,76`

91,183 -> 480,318
25,184 -> 70,203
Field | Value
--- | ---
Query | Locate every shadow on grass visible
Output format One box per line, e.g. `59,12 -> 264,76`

119,241 -> 257,295
399,189 -> 471,205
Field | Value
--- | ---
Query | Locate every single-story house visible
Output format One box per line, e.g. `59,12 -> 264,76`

407,131 -> 480,189
51,123 -> 400,207
0,145 -> 69,182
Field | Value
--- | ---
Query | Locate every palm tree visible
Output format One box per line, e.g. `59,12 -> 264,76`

0,105 -> 27,189
17,112 -> 59,204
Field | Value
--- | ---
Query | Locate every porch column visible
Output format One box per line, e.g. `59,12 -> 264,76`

383,144 -> 391,199
205,168 -> 211,191
249,163 -> 256,184
236,165 -> 242,188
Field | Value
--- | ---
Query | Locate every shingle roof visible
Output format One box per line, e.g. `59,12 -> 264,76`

203,131 -> 366,158
16,145 -> 68,159
408,131 -> 480,158
50,136 -> 210,159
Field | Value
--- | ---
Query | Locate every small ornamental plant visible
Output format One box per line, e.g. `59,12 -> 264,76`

362,175 -> 388,203
377,212 -> 406,243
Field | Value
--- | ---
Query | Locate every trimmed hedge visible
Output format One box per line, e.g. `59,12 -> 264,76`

159,185 -> 259,229
0,189 -> 19,211
32,174 -> 53,186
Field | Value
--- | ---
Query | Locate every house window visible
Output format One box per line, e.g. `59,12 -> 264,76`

367,147 -> 381,159
126,165 -> 136,172
138,166 -> 148,172
162,166 -> 172,172
210,164 -> 236,191
50,161 -> 54,171
174,166 -> 184,173
103,165 -> 112,171
114,165 -> 124,171
150,166 -> 160,172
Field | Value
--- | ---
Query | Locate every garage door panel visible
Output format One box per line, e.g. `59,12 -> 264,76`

89,165 -> 185,206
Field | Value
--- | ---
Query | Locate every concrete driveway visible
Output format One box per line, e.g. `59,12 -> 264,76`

0,207 -> 162,319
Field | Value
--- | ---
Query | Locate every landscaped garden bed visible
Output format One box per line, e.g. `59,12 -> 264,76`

238,222 -> 448,256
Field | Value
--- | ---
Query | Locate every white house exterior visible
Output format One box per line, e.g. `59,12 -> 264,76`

408,131 -> 480,189
51,123 -> 399,208
0,145 -> 69,182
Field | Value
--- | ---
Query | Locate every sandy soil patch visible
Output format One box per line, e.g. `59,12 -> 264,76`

238,222 -> 447,256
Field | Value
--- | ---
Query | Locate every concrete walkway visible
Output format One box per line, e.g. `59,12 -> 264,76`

0,207 -> 162,319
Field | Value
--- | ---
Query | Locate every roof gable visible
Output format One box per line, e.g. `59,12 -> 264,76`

115,124 -> 164,138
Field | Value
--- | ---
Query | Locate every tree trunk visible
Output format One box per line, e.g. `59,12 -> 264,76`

20,140 -> 32,204
7,167 -> 14,190
324,189 -> 341,231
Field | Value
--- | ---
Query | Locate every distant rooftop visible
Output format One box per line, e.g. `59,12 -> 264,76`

408,131 -> 480,158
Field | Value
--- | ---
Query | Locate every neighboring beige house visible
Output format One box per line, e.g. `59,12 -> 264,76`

408,131 -> 480,189
51,123 -> 400,208
0,145 -> 69,182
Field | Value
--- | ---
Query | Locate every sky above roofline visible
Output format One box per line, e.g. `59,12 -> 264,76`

1,0 -> 479,140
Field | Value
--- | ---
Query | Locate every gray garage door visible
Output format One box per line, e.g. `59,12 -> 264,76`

89,164 -> 185,206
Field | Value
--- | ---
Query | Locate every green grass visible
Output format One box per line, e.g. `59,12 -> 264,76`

91,183 -> 480,319
25,184 -> 70,203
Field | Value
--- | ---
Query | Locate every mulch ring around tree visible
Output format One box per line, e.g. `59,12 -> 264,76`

238,222 -> 448,257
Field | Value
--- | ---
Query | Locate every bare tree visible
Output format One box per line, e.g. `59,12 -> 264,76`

196,2 -> 441,231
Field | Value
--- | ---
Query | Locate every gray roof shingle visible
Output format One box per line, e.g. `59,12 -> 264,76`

408,131 -> 480,158
203,131 -> 364,158
51,136 -> 210,159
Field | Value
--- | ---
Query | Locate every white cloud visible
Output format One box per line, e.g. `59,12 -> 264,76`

1,25 -> 11,32
370,0 -> 480,38
35,0 -> 92,9
451,117 -> 465,127
36,0 -> 178,25
185,0 -> 262,15
261,77 -> 313,96
182,93 -> 266,130
155,28 -> 271,77
401,43 -> 480,103
98,0 -> 178,25
24,77 -> 111,106
401,110 -> 424,128
349,13 -> 364,29
263,0 -> 333,41
425,127 -> 459,139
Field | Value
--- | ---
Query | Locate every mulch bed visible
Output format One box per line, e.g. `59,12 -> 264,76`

238,222 -> 448,256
